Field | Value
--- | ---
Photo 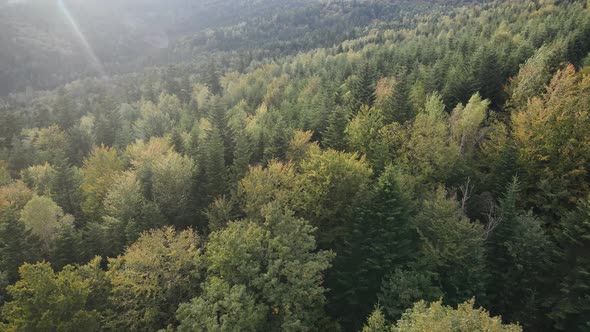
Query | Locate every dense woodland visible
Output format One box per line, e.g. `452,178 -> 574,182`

1,0 -> 590,331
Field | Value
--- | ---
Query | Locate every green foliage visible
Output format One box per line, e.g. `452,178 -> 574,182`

21,163 -> 57,196
362,306 -> 387,332
414,187 -> 488,306
513,65 -> 590,218
0,259 -> 106,332
184,203 -> 335,331
133,101 -> 173,140
19,195 -> 74,254
399,93 -> 459,187
486,179 -> 554,329
105,227 -> 202,331
238,160 -> 299,219
378,269 -> 442,321
550,195 -> 590,331
176,277 -> 266,332
296,148 -> 373,248
331,166 -> 417,326
507,44 -> 564,110
390,299 -> 521,332
0,0 -> 589,330
322,106 -> 349,151
450,93 -> 489,155
346,106 -> 387,170
0,161 -> 11,186
0,213 -> 40,287
81,146 -> 125,221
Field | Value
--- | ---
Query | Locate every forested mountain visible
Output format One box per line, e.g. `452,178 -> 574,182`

0,0 -> 314,95
1,0 -> 590,331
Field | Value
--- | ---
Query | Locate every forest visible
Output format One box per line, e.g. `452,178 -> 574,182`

0,0 -> 590,331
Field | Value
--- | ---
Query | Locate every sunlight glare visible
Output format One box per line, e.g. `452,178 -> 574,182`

57,0 -> 106,77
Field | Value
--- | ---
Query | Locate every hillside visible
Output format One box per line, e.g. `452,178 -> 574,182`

1,0 -> 590,331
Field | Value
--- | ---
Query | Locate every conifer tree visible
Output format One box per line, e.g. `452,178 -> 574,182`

0,212 -> 40,286
349,62 -> 376,113
322,106 -> 349,151
486,178 -> 553,329
550,196 -> 590,331
331,166 -> 418,329
205,59 -> 222,95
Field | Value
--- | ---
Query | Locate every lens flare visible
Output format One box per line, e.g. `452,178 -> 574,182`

57,0 -> 106,77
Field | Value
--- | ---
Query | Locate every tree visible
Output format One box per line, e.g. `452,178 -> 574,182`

102,170 -> 165,245
30,125 -> 68,166
0,160 -> 11,186
507,44 -> 564,110
106,227 -> 202,331
348,62 -> 376,112
376,74 -> 412,124
322,106 -> 349,151
362,306 -> 387,332
0,180 -> 33,219
400,93 -> 459,187
80,145 -> 125,221
471,46 -> 504,107
238,160 -> 299,219
512,64 -> 590,218
486,179 -> 554,329
203,126 -> 227,201
296,148 -> 373,248
550,195 -> 590,331
331,166 -> 418,328
181,203 -> 335,331
20,196 -> 74,254
133,100 -> 173,140
125,138 -> 195,226
0,259 -> 106,332
364,299 -> 522,332
176,277 -> 266,332
205,59 -> 222,95
414,187 -> 488,306
50,159 -> 84,221
0,211 -> 40,288
346,106 -> 387,170
378,269 -> 442,321
450,93 -> 489,155
21,163 -> 57,196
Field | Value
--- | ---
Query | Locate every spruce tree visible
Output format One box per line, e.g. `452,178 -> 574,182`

331,166 -> 417,329
0,211 -> 41,285
204,126 -> 227,200
322,106 -> 349,151
550,196 -> 590,331
383,73 -> 412,124
486,178 -> 553,329
204,60 -> 222,95
349,62 -> 376,113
